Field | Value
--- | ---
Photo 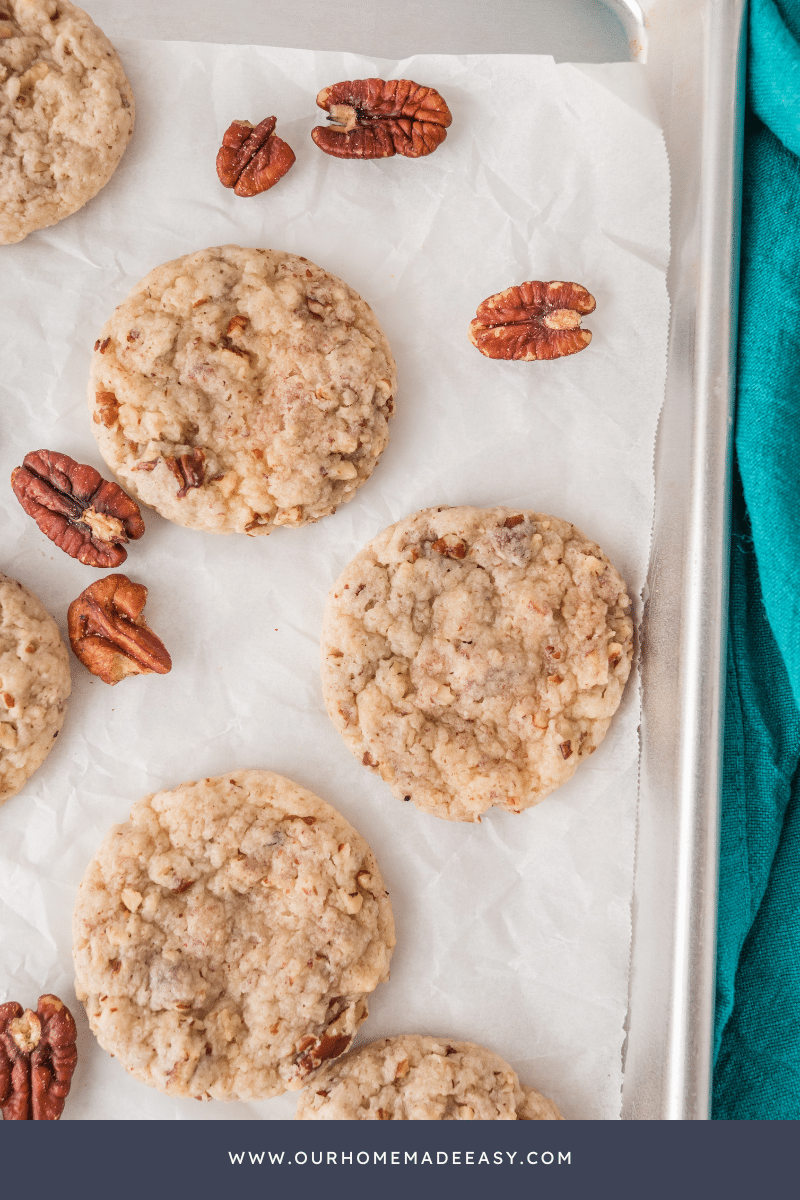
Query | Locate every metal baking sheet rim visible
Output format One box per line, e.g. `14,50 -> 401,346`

615,0 -> 746,1119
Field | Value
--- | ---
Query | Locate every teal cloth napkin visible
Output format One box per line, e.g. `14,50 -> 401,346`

713,0 -> 800,1119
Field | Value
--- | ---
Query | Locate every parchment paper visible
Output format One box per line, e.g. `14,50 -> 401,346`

0,41 -> 669,1120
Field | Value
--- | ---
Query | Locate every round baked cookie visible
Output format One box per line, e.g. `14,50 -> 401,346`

87,246 -> 397,535
295,1035 -> 564,1120
0,0 -> 135,245
0,572 -> 70,805
72,769 -> 396,1101
322,505 -> 633,822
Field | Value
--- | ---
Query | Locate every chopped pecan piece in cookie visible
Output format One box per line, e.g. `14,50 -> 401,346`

164,448 -> 206,498
11,450 -> 144,568
431,537 -> 467,559
469,281 -> 596,361
312,78 -> 452,159
217,117 -> 296,196
67,574 -> 172,685
93,390 -> 119,428
0,994 -> 78,1120
294,1027 -> 355,1079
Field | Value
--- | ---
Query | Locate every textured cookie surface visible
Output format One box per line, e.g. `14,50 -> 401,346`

0,0 -> 134,245
88,246 -> 397,535
0,572 -> 70,805
72,770 -> 395,1100
296,1035 -> 564,1120
322,506 -> 633,822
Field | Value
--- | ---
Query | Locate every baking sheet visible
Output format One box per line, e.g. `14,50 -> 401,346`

0,39 -> 669,1119
623,0 -> 746,1119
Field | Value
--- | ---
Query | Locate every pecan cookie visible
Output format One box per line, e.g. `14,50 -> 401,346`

0,0 -> 134,245
72,770 -> 396,1101
296,1035 -> 563,1120
321,506 -> 633,822
88,246 -> 397,535
0,573 -> 70,806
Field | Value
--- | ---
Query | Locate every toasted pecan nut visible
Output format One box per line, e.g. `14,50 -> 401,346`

293,1000 -> 357,1080
0,994 -> 78,1120
295,1031 -> 353,1078
164,447 -> 206,498
67,574 -> 172,686
469,281 -> 596,361
431,537 -> 467,559
11,450 -> 144,568
216,117 -> 296,196
312,78 -> 452,159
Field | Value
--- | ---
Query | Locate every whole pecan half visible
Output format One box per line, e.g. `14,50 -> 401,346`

0,995 -> 78,1120
11,450 -> 144,567
67,575 -> 172,686
312,78 -> 452,159
216,117 -> 296,196
469,281 -> 596,361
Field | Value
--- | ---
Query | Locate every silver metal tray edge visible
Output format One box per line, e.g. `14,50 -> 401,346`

623,0 -> 746,1120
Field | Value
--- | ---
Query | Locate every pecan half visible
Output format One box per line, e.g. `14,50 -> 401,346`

0,995 -> 78,1120
469,281 -> 596,360
312,78 -> 452,159
11,450 -> 144,567
216,117 -> 296,196
67,574 -> 172,686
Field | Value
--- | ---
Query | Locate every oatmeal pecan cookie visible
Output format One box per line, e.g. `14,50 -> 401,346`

0,572 -> 70,805
72,769 -> 395,1100
321,506 -> 633,822
296,1035 -> 563,1120
88,246 -> 397,535
0,0 -> 134,244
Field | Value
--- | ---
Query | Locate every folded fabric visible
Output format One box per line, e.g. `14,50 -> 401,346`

713,0 -> 800,1119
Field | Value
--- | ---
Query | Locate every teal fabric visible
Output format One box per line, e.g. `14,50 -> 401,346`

713,0 -> 800,1119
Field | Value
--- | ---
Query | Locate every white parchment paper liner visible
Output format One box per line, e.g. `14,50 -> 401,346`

0,41 -> 669,1120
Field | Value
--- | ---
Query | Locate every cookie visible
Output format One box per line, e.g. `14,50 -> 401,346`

88,246 -> 397,535
295,1035 -> 564,1120
321,505 -> 633,822
0,0 -> 134,245
0,573 -> 70,805
72,769 -> 396,1100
